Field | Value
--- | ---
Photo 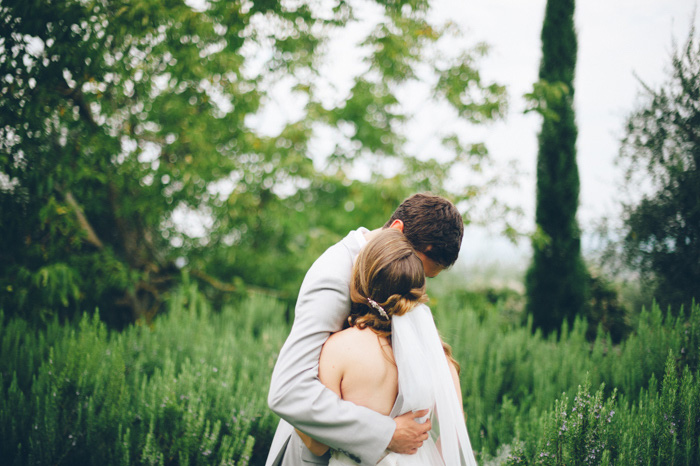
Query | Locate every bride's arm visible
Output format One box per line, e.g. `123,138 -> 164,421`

442,340 -> 466,421
447,358 -> 465,421
318,333 -> 345,398
295,333 -> 347,457
295,429 -> 330,456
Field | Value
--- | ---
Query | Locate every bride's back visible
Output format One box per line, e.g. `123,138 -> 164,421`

319,326 -> 398,416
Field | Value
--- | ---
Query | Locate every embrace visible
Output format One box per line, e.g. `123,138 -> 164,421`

265,193 -> 478,466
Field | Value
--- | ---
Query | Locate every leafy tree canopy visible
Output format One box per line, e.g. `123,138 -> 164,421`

0,0 -> 508,326
616,26 -> 700,313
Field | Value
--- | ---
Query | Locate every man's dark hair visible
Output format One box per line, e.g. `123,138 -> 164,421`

383,193 -> 464,268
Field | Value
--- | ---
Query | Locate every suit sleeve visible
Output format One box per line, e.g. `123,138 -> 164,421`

267,240 -> 395,466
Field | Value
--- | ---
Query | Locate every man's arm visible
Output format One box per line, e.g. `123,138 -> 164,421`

267,238 -> 395,465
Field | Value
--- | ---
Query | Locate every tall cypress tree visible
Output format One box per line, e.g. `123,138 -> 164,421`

526,0 -> 588,336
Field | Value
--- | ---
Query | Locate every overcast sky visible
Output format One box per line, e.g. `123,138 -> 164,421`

430,0 -> 700,265
439,0 -> 700,220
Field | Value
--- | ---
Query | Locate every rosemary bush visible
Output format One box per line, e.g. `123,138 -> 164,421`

0,284 -> 287,465
433,300 -> 700,457
1,284 -> 697,465
503,352 -> 700,465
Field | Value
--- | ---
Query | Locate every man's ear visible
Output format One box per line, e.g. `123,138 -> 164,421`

388,219 -> 404,232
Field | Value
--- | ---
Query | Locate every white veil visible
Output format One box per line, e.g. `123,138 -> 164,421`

391,304 -> 478,466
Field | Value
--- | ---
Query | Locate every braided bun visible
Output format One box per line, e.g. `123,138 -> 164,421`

348,229 -> 428,337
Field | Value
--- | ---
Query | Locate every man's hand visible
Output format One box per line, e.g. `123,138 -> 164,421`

387,409 -> 431,455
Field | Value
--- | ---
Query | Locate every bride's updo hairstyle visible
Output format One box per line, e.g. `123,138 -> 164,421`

348,229 -> 428,336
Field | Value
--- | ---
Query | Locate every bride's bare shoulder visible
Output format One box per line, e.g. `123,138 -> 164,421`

322,327 -> 383,359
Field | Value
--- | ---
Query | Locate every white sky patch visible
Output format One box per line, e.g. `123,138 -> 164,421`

0,172 -> 19,192
137,141 -> 161,164
271,176 -> 312,198
207,171 -> 243,200
313,0 -> 382,108
244,75 -> 309,136
171,203 -> 214,238
199,78 -> 234,116
184,0 -> 209,12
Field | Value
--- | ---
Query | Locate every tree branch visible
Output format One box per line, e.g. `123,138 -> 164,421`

63,191 -> 105,249
190,268 -> 290,300
57,77 -> 98,129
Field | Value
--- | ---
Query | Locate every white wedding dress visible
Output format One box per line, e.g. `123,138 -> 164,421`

329,305 -> 478,466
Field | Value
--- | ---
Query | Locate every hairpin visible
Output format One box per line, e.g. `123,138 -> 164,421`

367,298 -> 389,319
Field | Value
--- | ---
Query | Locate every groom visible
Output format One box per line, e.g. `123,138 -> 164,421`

266,193 -> 464,466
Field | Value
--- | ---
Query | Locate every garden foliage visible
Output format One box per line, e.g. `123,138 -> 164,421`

435,294 -> 700,461
1,286 -> 699,465
504,352 -> 700,465
1,284 -> 287,465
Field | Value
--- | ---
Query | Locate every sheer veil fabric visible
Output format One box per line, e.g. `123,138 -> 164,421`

390,304 -> 478,466
329,304 -> 478,466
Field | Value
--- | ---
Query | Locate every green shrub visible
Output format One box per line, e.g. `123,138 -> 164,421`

505,379 -> 618,466
503,352 -> 700,465
586,273 -> 631,344
2,284 -> 698,465
614,351 -> 700,465
433,299 -> 700,458
0,285 -> 287,465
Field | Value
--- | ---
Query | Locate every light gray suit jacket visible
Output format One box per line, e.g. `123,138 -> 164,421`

266,229 -> 396,466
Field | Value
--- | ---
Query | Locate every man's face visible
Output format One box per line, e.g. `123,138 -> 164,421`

415,251 -> 445,278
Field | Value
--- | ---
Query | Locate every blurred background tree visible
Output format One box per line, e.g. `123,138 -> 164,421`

525,0 -> 588,336
0,0 -> 508,327
613,26 -> 700,315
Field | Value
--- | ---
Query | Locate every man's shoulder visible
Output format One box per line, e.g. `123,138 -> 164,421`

295,229 -> 363,303
309,229 -> 365,269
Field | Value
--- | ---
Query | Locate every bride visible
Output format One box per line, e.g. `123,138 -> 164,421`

295,229 -> 478,465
